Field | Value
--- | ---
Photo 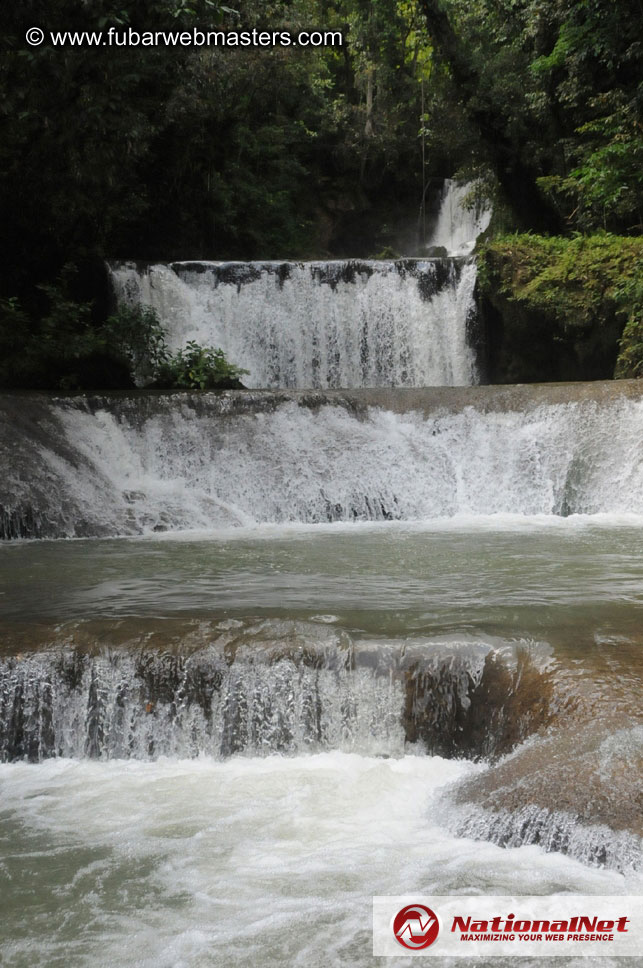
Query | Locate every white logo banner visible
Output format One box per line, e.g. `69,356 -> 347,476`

373,895 -> 643,957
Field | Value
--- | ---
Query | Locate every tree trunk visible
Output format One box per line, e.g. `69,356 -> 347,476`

364,66 -> 374,138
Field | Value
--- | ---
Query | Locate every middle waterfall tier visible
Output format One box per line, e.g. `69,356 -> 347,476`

2,384 -> 643,539
110,259 -> 480,389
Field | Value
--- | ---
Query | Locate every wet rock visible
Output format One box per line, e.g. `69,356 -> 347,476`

452,720 -> 643,837
403,645 -> 556,759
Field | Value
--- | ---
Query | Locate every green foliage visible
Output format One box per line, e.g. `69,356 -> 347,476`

422,0 -> 643,232
0,297 -> 37,388
0,0 -> 641,393
524,0 -> 643,233
1,0 -> 438,301
372,246 -> 400,259
537,96 -> 643,232
480,233 -> 642,324
479,233 -> 643,379
0,277 -> 246,390
614,276 -> 643,379
155,340 -> 249,389
37,266 -> 95,361
103,304 -> 169,385
0,265 -> 113,390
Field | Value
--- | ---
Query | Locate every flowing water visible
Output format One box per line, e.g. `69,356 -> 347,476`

3,383 -> 643,539
1,384 -> 642,965
108,180 -> 491,392
1,184 -> 641,966
109,259 -> 480,389
425,179 -> 493,257
1,519 -> 642,966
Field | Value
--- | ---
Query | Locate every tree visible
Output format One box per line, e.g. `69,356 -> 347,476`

416,0 -> 642,233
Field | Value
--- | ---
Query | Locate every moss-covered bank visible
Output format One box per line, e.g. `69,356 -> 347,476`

478,234 -> 643,383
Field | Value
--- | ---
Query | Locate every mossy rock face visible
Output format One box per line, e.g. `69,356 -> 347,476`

477,234 -> 643,383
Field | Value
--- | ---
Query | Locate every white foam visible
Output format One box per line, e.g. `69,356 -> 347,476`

24,396 -> 643,538
1,754 -> 638,967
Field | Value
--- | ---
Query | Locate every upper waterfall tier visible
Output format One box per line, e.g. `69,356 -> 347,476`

109,259 -> 480,389
2,381 -> 643,540
425,179 -> 492,257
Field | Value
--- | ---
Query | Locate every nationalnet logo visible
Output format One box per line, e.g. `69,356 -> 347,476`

373,896 -> 643,958
393,904 -> 440,950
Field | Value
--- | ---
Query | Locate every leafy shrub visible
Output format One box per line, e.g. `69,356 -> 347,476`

0,269 -> 247,391
102,304 -> 169,386
103,308 -> 249,389
155,340 -> 248,390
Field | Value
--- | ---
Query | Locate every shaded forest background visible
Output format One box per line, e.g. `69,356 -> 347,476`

1,0 -> 641,388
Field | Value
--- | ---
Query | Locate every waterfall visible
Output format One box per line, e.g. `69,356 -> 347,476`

0,633 -> 550,763
1,623 -> 638,872
109,178 -> 493,389
0,645 -> 405,761
2,385 -> 643,539
448,803 -> 642,875
4,180 -> 641,894
426,179 -> 492,256
110,258 -> 480,389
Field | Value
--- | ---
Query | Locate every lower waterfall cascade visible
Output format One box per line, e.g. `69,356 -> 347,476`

1,378 -> 642,888
0,630 -> 554,763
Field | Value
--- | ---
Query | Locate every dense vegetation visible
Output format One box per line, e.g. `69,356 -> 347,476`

1,0 -> 641,387
479,234 -> 643,383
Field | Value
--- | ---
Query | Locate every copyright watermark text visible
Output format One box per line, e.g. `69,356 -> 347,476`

25,25 -> 344,49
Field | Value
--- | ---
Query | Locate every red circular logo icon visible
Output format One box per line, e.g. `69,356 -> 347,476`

393,904 -> 440,950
